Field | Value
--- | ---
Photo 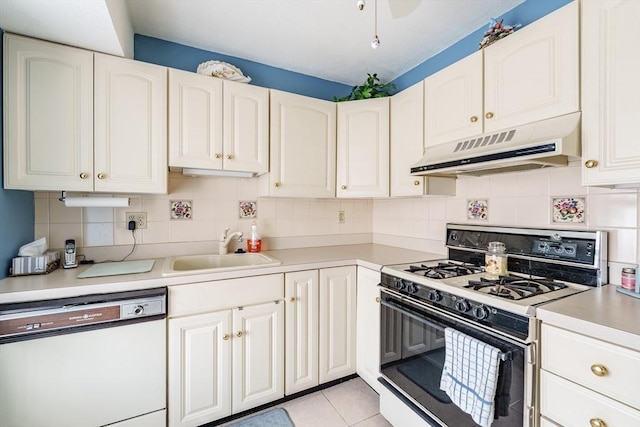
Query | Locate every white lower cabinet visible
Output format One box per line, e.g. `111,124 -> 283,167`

319,266 -> 358,383
167,275 -> 284,427
539,323 -> 640,427
356,267 -> 381,392
285,270 -> 320,395
284,266 -> 357,395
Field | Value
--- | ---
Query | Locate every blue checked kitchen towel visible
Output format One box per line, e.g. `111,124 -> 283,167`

440,327 -> 501,427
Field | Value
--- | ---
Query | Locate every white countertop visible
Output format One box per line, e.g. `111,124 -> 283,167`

537,284 -> 640,351
0,244 -> 444,303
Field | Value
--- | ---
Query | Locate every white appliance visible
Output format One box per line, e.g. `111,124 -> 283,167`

411,112 -> 581,177
0,288 -> 167,427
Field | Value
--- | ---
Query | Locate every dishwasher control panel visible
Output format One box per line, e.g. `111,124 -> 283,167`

0,288 -> 166,342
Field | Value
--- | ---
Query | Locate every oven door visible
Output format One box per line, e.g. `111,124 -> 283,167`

379,289 -> 532,427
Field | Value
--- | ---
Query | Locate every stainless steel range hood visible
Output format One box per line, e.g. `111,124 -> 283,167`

411,112 -> 581,177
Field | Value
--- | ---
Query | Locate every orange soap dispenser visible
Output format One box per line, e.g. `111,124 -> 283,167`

247,221 -> 262,253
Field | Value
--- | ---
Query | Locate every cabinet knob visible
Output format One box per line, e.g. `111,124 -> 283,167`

274,182 -> 281,188
97,173 -> 106,180
290,297 -> 296,303
79,172 -> 89,179
590,364 -> 607,377
341,185 -> 347,190
413,180 -> 420,186
226,154 -> 233,160
485,112 -> 494,119
589,418 -> 607,427
223,334 -> 230,341
470,116 -> 478,123
235,331 -> 243,338
375,297 -> 381,303
215,153 -> 222,159
585,159 -> 598,169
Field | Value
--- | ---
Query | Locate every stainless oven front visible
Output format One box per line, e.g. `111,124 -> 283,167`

379,288 -> 536,427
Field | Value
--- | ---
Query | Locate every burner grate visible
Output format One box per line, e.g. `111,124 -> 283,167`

466,275 -> 567,300
406,262 -> 483,279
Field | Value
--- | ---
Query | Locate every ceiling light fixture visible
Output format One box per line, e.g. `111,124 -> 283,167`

357,0 -> 380,49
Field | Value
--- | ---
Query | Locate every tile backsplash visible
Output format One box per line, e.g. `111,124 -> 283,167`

34,164 -> 639,268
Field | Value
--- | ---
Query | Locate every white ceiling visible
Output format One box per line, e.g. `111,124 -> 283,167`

0,0 -> 525,86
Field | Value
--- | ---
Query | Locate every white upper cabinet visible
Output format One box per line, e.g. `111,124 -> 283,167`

483,1 -> 579,132
3,33 -> 168,194
94,53 -> 168,194
391,82 -> 456,197
223,80 -> 269,174
169,70 -> 269,174
423,1 -> 579,148
581,0 -> 640,187
391,82 -> 427,196
261,90 -> 336,197
169,68 -> 224,170
337,98 -> 390,198
3,34 -> 94,191
423,51 -> 483,148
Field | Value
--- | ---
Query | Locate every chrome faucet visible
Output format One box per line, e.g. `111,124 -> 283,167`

219,227 -> 244,254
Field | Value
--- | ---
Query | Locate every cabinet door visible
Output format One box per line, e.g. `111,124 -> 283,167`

223,80 -> 269,173
94,53 -> 168,194
390,82 -> 425,197
3,34 -> 93,191
267,90 -> 336,197
168,311 -> 232,427
483,1 -> 579,132
582,0 -> 640,187
285,270 -> 319,395
356,267 -> 381,392
168,68 -> 223,170
232,301 -> 284,413
319,266 -> 357,383
337,98 -> 389,197
423,51 -> 483,148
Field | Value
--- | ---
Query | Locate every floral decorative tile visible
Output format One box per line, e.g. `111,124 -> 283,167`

239,201 -> 257,218
468,199 -> 488,220
552,197 -> 585,223
170,200 -> 192,220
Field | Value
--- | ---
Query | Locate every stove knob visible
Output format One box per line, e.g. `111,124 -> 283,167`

393,278 -> 406,290
427,290 -> 442,302
406,283 -> 418,294
472,305 -> 489,320
454,299 -> 470,313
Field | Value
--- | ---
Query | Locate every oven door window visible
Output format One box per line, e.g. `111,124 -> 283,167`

380,292 -> 526,427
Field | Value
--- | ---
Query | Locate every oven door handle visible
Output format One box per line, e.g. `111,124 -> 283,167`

380,296 -> 449,331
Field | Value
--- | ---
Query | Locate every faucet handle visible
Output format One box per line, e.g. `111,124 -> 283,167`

221,227 -> 230,239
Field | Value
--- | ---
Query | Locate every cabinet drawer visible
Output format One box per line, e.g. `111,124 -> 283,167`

541,324 -> 640,409
169,274 -> 284,317
540,370 -> 640,427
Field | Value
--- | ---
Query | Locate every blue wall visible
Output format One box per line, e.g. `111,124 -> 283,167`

135,35 -> 352,101
0,28 -> 35,279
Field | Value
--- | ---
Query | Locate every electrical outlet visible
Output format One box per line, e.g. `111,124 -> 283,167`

126,212 -> 147,229
338,210 -> 345,224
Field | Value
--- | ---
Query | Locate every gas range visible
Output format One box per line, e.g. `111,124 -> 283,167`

380,224 -> 608,341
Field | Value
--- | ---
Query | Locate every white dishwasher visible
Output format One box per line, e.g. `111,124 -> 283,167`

0,287 -> 167,427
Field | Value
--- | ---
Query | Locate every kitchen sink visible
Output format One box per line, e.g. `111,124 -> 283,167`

162,253 -> 281,276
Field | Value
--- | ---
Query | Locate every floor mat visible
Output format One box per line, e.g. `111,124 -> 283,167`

397,348 -> 452,404
226,408 -> 295,427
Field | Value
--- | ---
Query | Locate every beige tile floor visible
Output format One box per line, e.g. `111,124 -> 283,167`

223,377 -> 392,427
